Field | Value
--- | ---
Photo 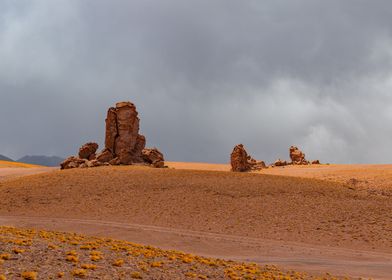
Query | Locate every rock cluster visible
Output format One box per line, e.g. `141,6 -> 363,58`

61,101 -> 165,170
271,146 -> 320,167
231,145 -> 321,171
230,144 -> 266,172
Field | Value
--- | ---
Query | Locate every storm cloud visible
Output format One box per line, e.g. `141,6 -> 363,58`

1,0 -> 392,164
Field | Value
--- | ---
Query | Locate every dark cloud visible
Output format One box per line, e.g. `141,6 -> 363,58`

1,0 -> 392,164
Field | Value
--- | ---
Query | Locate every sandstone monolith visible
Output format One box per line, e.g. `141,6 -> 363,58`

60,101 -> 165,169
230,144 -> 265,172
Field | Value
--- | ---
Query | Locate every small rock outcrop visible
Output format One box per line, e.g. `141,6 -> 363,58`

289,146 -> 308,165
230,144 -> 249,172
273,159 -> 287,167
142,148 -> 165,168
61,101 -> 165,169
230,144 -> 265,172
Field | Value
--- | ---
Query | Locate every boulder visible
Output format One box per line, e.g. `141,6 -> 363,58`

142,148 -> 165,168
60,157 -> 87,170
78,142 -> 98,159
88,159 -> 105,168
311,160 -> 320,164
96,149 -> 114,163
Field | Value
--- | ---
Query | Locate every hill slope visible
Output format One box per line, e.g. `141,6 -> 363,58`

0,165 -> 390,253
0,154 -> 13,161
17,155 -> 64,167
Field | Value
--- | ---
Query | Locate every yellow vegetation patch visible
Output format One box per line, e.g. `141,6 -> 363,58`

66,255 -> 79,263
130,271 -> 142,279
112,259 -> 124,267
0,226 -> 351,280
12,248 -> 25,254
71,269 -> 87,278
81,263 -> 97,270
0,254 -> 10,260
21,272 -> 37,280
0,160 -> 43,168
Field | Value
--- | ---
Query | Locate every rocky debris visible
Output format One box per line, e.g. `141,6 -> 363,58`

230,144 -> 265,172
142,148 -> 165,168
78,142 -> 98,160
289,146 -> 309,165
269,147 -> 321,168
60,101 -> 165,169
60,156 -> 87,169
247,156 -> 266,170
273,159 -> 288,167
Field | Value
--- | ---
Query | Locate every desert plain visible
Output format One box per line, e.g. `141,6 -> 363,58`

0,161 -> 391,279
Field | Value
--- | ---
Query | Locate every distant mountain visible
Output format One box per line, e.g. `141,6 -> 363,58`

0,154 -> 14,161
17,155 -> 64,167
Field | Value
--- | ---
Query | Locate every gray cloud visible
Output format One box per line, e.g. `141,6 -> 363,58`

1,0 -> 392,164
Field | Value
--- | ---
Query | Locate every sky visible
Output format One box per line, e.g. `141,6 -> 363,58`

1,0 -> 392,164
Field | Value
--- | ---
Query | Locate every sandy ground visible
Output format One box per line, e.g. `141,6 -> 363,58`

0,167 -> 55,182
0,165 -> 391,279
168,161 -> 392,192
166,162 -> 230,172
261,164 -> 392,191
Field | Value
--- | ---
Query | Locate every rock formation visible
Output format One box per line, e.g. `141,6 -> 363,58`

60,101 -> 165,169
230,144 -> 265,172
102,102 -> 146,164
289,146 -> 308,165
